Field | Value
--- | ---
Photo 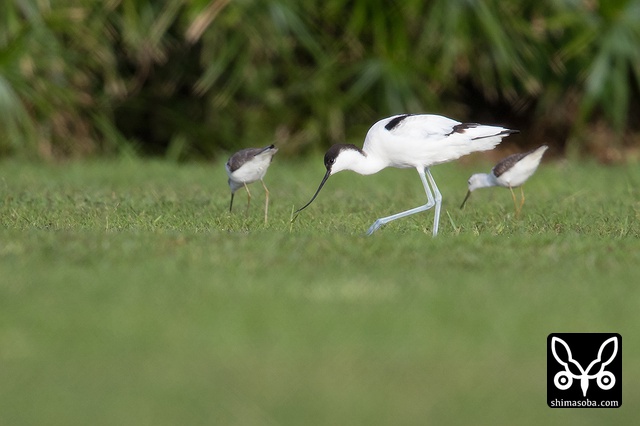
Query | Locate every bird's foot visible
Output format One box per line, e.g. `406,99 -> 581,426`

366,219 -> 384,236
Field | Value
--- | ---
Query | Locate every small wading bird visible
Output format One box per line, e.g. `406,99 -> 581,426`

294,114 -> 518,236
460,145 -> 548,217
226,144 -> 278,223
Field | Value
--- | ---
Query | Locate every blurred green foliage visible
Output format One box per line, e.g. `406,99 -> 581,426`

1,0 -> 639,160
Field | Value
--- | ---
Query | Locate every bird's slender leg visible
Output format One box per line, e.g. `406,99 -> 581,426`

509,185 -> 519,217
261,179 -> 270,224
517,186 -> 526,218
229,193 -> 235,212
425,168 -> 442,236
366,167 -> 436,236
243,182 -> 251,216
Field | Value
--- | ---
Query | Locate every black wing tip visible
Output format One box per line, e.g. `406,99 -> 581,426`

260,144 -> 277,153
474,128 -> 520,140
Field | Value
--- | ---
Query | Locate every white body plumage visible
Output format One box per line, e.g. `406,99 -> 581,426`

296,114 -> 518,236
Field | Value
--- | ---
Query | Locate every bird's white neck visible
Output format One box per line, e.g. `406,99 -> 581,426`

468,173 -> 498,191
332,149 -> 386,176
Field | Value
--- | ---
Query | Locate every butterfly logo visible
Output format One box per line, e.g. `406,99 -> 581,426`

551,336 -> 618,397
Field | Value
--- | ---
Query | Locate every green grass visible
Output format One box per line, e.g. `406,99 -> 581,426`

1,156 -> 639,425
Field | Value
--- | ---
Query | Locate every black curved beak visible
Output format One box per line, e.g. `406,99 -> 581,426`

460,190 -> 471,209
294,169 -> 331,215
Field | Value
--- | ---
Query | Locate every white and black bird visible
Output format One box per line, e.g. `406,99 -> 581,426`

294,114 -> 518,236
460,145 -> 548,216
226,144 -> 278,223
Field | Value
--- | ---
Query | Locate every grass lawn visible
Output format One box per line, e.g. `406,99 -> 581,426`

1,155 -> 638,425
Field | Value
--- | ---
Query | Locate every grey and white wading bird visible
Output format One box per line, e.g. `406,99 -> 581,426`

460,145 -> 548,216
294,114 -> 518,236
226,144 -> 278,223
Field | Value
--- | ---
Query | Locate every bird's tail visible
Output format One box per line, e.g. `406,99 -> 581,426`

429,126 -> 518,165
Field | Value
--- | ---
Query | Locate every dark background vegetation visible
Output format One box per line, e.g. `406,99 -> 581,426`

1,0 -> 640,162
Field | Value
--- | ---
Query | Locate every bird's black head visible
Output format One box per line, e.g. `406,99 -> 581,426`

323,145 -> 343,171
324,144 -> 363,172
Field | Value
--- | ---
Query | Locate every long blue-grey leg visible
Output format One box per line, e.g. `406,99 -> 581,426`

425,168 -> 442,236
366,166 -> 436,235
